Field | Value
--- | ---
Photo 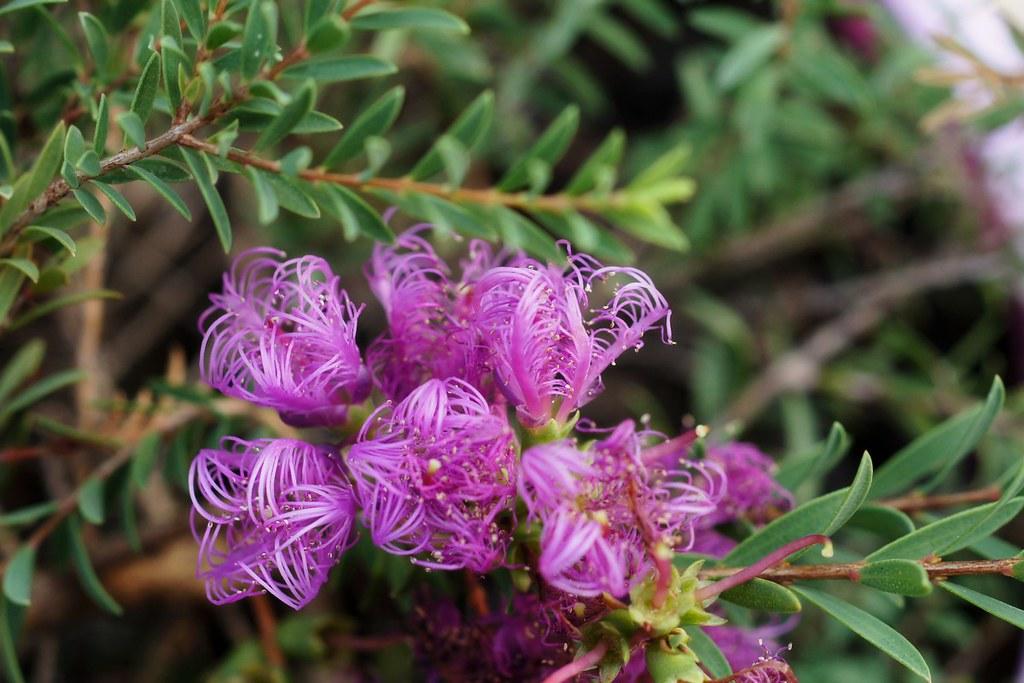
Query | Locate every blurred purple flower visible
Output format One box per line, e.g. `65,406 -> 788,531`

476,250 -> 672,427
347,378 -> 518,571
189,437 -> 357,609
518,420 -> 719,597
705,621 -> 796,679
704,443 -> 794,527
200,248 -> 368,427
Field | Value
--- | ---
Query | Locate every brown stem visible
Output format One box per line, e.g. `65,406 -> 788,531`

251,595 -> 286,669
464,570 -> 489,616
695,535 -> 831,602
878,486 -> 1002,513
699,558 -> 1020,584
342,0 -> 376,20
178,134 -> 621,213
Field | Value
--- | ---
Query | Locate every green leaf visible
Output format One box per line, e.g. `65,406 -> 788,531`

351,8 -> 469,34
320,185 -> 394,242
605,203 -> 688,251
681,625 -> 731,679
410,91 -> 493,181
181,149 -> 231,252
324,86 -> 404,169
93,94 -> 109,155
0,501 -> 58,527
91,182 -> 136,221
792,586 -> 931,681
629,143 -> 690,188
825,451 -> 873,535
566,128 -> 625,195
131,432 -> 162,487
689,7 -> 760,42
940,582 -> 1024,629
8,289 -> 120,331
64,126 -> 86,169
586,12 -> 651,72
0,339 -> 43,402
0,259 -> 38,283
0,267 -> 24,326
307,15 -> 350,52
100,157 -> 190,184
117,111 -> 147,150
255,80 -> 316,151
498,105 -> 579,191
78,12 -> 110,79
2,548 -> 35,607
645,646 -> 704,683
126,165 -> 191,220
172,0 -> 205,40
0,369 -> 85,423
245,168 -> 278,224
723,488 -> 848,566
265,173 -> 319,218
716,24 -> 787,89
206,20 -> 241,50
0,121 -> 66,233
131,51 -> 161,123
240,0 -> 274,79
491,206 -> 561,262
941,456 -> 1024,555
871,377 -> 1004,498
77,477 -> 105,525
65,516 -> 122,615
860,559 -> 932,597
776,422 -> 850,490
0,597 -> 25,683
402,193 -> 496,239
72,187 -> 106,223
866,498 -> 1024,562
282,55 -> 396,83
847,504 -> 915,540
161,41 -> 185,110
719,578 -> 802,613
0,0 -> 65,16
75,150 -> 101,176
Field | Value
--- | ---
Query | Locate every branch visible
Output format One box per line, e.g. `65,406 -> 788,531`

178,135 -> 624,213
699,558 -> 1021,584
878,486 -> 1002,514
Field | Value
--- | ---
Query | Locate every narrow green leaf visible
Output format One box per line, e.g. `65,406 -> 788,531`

716,24 -> 787,89
181,148 -> 231,252
91,182 -> 136,221
410,91 -> 493,181
871,377 -> 1004,498
8,289 -> 120,331
825,451 -> 873,535
255,80 -> 316,151
776,422 -> 850,490
492,206 -> 561,262
940,582 -> 1024,629
847,504 -> 915,540
240,0 -> 273,79
940,456 -> 1024,556
72,187 -> 106,223
606,203 -> 688,251
351,8 -> 470,33
265,173 -> 319,218
325,86 -> 405,168
245,168 -> 278,224
498,105 -> 579,191
792,586 -> 931,681
307,15 -> 350,52
75,151 -> 101,177
565,128 -> 625,195
100,157 -> 190,184
682,625 -> 731,678
172,0 -> 205,40
93,94 -> 108,154
0,267 -> 24,326
322,185 -> 394,242
77,477 -> 105,525
719,578 -> 802,613
78,13 -> 110,79
0,501 -> 57,527
131,432 -> 162,487
0,121 -> 66,232
0,259 -> 38,283
0,340 -> 44,403
860,559 -> 932,597
0,369 -> 85,422
117,111 -> 147,150
629,143 -> 690,188
64,126 -> 86,168
0,0 -> 65,16
65,516 -> 122,615
131,51 -> 161,123
0,597 -> 25,683
126,165 -> 191,220
281,55 -> 396,83
403,193 -> 496,239
2,548 -> 35,607
161,0 -> 182,47
867,498 -> 1024,562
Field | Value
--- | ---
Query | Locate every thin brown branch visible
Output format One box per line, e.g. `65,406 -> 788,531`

342,0 -> 376,20
878,486 -> 1002,513
699,558 -> 1020,584
251,595 -> 286,669
720,251 -> 1015,427
178,134 -> 624,213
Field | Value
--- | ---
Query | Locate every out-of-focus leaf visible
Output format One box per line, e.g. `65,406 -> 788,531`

254,80 -> 316,151
130,51 -> 161,123
131,432 -> 162,487
265,173 -> 319,218
410,91 -> 493,180
65,515 -> 122,615
689,7 -> 761,42
860,560 -> 932,597
320,185 -> 394,242
0,596 -> 25,683
240,0 -> 275,79
2,548 -> 35,607
21,225 -> 76,256
0,369 -> 84,423
565,128 -> 624,195
792,586 -> 931,681
682,625 -> 731,678
716,24 -> 786,89
0,121 -> 66,232
777,423 -> 851,490
0,0 -> 65,16
9,289 -> 120,331
351,8 -> 469,33
182,148 -> 231,251
498,105 -> 579,191
79,12 -> 110,79
0,501 -> 57,527
0,259 -> 37,283
0,339 -> 44,402
77,477 -> 105,525
281,56 -> 396,83
172,0 -> 205,40
245,168 -> 279,225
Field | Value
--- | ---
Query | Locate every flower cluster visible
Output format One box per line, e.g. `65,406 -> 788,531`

189,227 -> 796,681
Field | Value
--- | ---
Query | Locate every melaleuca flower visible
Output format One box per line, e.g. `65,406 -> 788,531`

475,248 -> 671,427
693,443 -> 794,558
346,378 -> 518,571
189,438 -> 357,610
705,622 -> 796,680
364,228 -> 492,401
200,248 -> 368,427
518,420 -> 719,597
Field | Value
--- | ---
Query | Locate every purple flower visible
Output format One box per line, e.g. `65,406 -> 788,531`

346,378 -> 518,571
200,248 -> 367,427
189,438 -> 357,609
518,420 -> 719,597
705,621 -> 796,677
365,229 -> 491,401
475,248 -> 672,427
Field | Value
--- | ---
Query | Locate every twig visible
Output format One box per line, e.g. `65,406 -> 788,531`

178,135 -> 625,213
720,251 -> 1015,427
878,486 -> 1002,514
251,595 -> 286,669
695,535 -> 831,601
698,558 -> 1021,584
342,0 -> 376,20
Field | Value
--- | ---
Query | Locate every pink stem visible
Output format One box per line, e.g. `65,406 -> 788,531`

652,554 -> 672,608
542,641 -> 609,683
695,534 -> 832,602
